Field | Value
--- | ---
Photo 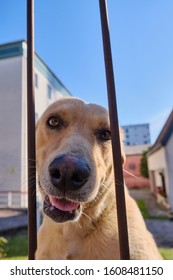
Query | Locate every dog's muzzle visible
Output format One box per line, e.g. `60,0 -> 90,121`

43,153 -> 91,222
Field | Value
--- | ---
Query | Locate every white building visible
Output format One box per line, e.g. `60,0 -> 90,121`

122,123 -> 151,146
0,40 -> 72,208
147,110 -> 173,212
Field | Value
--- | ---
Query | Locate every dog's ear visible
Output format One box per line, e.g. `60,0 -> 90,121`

119,128 -> 126,165
121,148 -> 126,165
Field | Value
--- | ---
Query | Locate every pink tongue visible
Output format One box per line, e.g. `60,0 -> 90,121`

49,196 -> 79,212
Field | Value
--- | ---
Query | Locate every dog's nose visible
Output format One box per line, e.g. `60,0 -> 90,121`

48,154 -> 91,191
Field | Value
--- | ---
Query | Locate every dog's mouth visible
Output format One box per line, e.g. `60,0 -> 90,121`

43,195 -> 81,222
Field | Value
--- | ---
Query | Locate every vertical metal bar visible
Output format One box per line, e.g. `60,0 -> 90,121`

27,0 -> 37,260
99,0 -> 130,259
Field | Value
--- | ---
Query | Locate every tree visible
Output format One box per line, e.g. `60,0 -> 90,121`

140,150 -> 149,178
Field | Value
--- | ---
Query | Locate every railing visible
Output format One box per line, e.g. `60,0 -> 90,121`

99,0 -> 129,259
27,0 -> 37,259
0,190 -> 42,231
0,190 -> 27,208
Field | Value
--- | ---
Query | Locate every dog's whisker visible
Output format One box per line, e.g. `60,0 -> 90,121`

81,212 -> 94,223
32,189 -> 37,197
21,175 -> 38,185
101,183 -> 109,190
21,166 -> 37,169
21,179 -> 38,192
21,181 -> 35,189
74,221 -> 82,229
115,179 -> 125,188
123,169 -> 139,179
21,175 -> 37,183
20,157 -> 37,163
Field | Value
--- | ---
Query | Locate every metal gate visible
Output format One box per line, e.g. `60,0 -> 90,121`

27,0 -> 130,260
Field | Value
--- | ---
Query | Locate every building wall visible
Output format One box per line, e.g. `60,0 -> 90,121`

0,41 -> 72,208
165,134 -> 173,210
34,65 -> 63,119
122,124 -> 150,146
123,154 -> 150,188
147,148 -> 169,197
21,56 -> 66,205
0,56 -> 22,206
21,56 -> 27,207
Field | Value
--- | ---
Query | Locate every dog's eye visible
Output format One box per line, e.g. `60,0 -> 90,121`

47,116 -> 62,129
97,129 -> 111,141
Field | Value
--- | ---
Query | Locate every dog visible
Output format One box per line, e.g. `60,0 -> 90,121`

36,97 -> 162,260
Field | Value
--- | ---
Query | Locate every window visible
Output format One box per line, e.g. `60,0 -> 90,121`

34,73 -> 38,88
47,84 -> 52,99
129,163 -> 136,170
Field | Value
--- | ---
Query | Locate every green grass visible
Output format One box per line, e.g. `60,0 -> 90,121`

137,199 -> 169,220
0,230 -> 28,260
159,248 -> 173,260
137,199 -> 150,219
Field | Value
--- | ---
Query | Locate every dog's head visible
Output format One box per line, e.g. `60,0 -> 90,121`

36,97 -> 125,223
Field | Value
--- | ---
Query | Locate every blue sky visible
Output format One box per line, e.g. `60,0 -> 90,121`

1,0 -> 173,143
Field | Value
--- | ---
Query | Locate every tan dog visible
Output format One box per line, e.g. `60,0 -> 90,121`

36,97 -> 162,260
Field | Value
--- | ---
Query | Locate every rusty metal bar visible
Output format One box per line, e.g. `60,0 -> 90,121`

99,0 -> 130,259
27,0 -> 37,260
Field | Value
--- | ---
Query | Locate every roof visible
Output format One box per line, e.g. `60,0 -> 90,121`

124,144 -> 151,156
148,109 -> 173,155
0,40 -> 72,97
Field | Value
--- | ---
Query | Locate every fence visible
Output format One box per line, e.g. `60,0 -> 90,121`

27,0 -> 130,260
0,190 -> 27,208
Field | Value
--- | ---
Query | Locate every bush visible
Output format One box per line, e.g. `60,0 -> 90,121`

140,150 -> 149,178
5,231 -> 28,259
0,237 -> 8,258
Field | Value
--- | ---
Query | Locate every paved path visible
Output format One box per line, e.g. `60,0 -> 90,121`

129,188 -> 171,217
0,209 -> 27,233
145,219 -> 173,248
129,188 -> 173,248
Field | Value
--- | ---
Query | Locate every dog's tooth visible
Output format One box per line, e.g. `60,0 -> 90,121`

50,206 -> 55,211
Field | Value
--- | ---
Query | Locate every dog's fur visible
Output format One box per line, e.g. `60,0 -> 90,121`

36,97 -> 162,260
